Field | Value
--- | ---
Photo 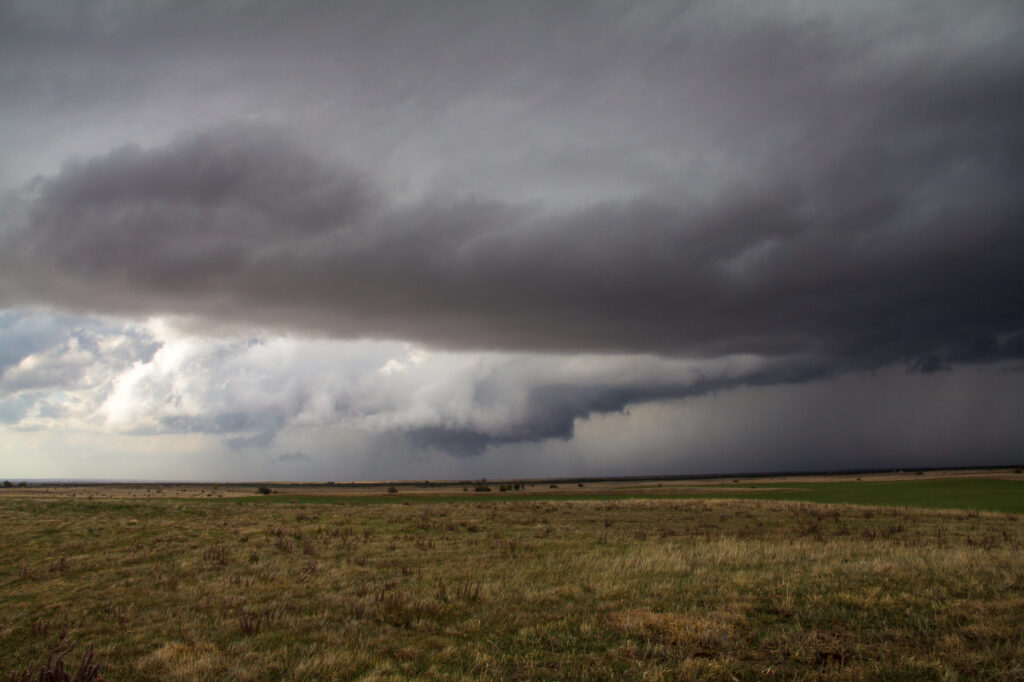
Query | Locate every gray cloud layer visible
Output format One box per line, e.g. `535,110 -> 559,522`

2,2 -> 1024,461
3,110 -> 1022,370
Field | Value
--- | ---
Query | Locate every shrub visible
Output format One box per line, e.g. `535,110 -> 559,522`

475,484 -> 491,492
549,484 -> 558,489
499,484 -> 508,492
387,486 -> 398,494
10,636 -> 104,682
257,486 -> 272,495
2,480 -> 12,488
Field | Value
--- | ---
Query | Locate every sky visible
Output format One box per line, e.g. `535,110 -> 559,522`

1,1 -> 1023,481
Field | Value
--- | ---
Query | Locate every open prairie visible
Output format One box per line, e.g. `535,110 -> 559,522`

2,474 -> 1023,680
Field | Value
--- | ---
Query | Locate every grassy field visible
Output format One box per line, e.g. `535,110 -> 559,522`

1,475 -> 1023,680
697,477 -> 1024,514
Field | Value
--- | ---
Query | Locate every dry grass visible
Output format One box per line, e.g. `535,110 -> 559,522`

0,493 -> 1022,680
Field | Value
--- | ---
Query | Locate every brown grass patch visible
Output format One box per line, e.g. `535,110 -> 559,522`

606,607 -> 745,652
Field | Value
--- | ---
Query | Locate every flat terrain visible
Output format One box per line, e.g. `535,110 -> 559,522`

1,473 -> 1023,680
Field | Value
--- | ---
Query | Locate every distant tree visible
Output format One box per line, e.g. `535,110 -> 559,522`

258,486 -> 272,495
2,480 -> 12,488
387,486 -> 398,494
16,481 -> 27,488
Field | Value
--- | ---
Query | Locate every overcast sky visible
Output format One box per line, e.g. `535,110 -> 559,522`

2,1 -> 1023,481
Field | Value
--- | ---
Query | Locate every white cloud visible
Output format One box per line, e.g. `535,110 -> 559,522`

1,310 -> 798,452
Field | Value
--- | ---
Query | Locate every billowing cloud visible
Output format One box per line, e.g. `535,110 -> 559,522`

0,311 -> 158,428
0,312 -> 822,453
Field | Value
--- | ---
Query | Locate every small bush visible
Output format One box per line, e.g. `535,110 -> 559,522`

257,486 -> 272,495
387,486 -> 398,494
549,484 -> 558,489
10,636 -> 104,682
475,484 -> 491,492
2,480 -> 12,488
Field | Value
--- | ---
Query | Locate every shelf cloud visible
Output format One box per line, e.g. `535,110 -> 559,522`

4,116 -> 1023,372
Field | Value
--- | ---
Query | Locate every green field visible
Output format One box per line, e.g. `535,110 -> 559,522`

2,476 -> 1022,680
713,477 -> 1024,514
228,477 -> 1024,514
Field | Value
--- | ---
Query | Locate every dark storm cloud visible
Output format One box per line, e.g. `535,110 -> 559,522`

2,2 -> 1024,387
4,110 -> 1023,372
407,356 -> 831,455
